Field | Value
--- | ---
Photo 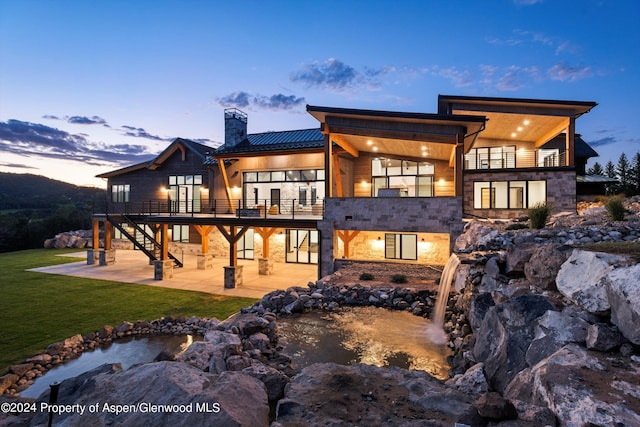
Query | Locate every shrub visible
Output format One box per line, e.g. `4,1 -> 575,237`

390,274 -> 408,284
359,272 -> 374,281
506,223 -> 528,231
528,202 -> 551,229
604,196 -> 625,221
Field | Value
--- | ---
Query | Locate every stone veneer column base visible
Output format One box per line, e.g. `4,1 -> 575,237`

258,258 -> 273,275
224,265 -> 243,288
86,249 -> 100,265
98,249 -> 116,266
154,260 -> 174,280
197,253 -> 214,270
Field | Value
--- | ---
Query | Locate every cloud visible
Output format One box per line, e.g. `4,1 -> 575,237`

67,115 -> 108,125
0,119 -> 154,166
0,162 -> 38,170
120,125 -> 170,141
487,29 -> 579,57
513,0 -> 544,6
589,136 -> 616,147
546,63 -> 592,81
216,91 -> 306,111
290,58 -> 391,91
42,114 -> 61,120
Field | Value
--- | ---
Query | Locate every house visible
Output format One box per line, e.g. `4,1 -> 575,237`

91,95 -> 599,285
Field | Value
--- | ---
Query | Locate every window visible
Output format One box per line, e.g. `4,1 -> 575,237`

299,187 -> 307,206
237,228 -> 254,260
111,184 -> 130,203
172,225 -> 189,242
465,146 -> 516,170
385,234 -> 417,260
371,157 -> 434,197
168,175 -> 202,213
473,180 -> 546,209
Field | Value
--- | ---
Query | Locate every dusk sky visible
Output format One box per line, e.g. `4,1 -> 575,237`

1,0 -> 638,187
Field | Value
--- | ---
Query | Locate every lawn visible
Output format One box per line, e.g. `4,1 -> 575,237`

0,249 -> 257,373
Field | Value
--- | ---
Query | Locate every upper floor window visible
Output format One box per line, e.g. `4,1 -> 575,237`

473,180 -> 546,209
111,184 -> 130,203
465,146 -> 516,170
372,157 -> 434,197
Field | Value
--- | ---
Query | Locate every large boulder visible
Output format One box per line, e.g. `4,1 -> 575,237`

605,263 -> 640,344
454,220 -> 499,252
275,363 -> 482,426
31,361 -> 269,426
525,309 -> 589,366
473,294 -> 556,392
505,344 -> 640,427
555,249 -> 626,314
524,243 -> 573,289
504,244 -> 535,276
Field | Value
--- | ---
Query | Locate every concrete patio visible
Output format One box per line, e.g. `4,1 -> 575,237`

30,249 -> 318,299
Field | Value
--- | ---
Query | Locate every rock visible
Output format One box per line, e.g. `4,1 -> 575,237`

473,295 -> 556,392
454,220 -> 499,251
0,374 -> 19,395
586,323 -> 625,351
177,341 -> 216,370
242,363 -> 290,403
445,363 -> 489,394
525,309 -> 589,366
468,292 -> 495,333
556,249 -> 626,314
276,363 -> 482,426
505,344 -> 640,427
524,244 -> 572,289
504,244 -> 535,276
98,325 -> 114,339
8,363 -> 34,377
115,321 -> 134,333
476,391 -> 517,420
605,263 -> 640,344
30,362 -> 269,427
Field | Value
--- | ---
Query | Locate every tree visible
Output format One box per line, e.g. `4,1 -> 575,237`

616,153 -> 632,195
587,162 -> 604,175
630,151 -> 640,196
604,161 -> 619,195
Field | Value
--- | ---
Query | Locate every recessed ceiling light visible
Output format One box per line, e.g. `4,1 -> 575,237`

422,152 -> 427,157
523,120 -> 530,125
511,132 -> 517,137
367,140 -> 373,146
373,146 -> 379,151
517,127 -> 523,132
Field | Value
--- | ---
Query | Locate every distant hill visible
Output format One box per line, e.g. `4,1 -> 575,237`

0,173 -> 105,210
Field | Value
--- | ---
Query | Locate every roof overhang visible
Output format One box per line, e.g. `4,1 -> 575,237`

307,105 -> 486,162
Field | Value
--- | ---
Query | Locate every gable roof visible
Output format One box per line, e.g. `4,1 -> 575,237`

96,137 -> 216,178
210,128 -> 324,158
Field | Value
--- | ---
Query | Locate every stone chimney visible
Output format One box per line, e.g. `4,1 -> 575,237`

224,108 -> 248,147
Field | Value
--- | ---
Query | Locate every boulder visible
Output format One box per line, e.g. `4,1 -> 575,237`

605,263 -> 640,344
276,363 -> 482,426
525,309 -> 589,366
556,249 -> 625,314
445,363 -> 489,395
30,361 -> 269,427
505,344 -> 640,427
177,341 -> 216,370
476,391 -> 517,420
504,244 -> 535,276
473,294 -> 556,392
524,243 -> 573,289
454,220 -> 499,251
586,323 -> 625,351
242,363 -> 290,403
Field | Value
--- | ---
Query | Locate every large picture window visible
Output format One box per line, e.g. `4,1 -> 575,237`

384,233 -> 417,260
371,157 -> 434,197
465,146 -> 516,170
473,180 -> 546,209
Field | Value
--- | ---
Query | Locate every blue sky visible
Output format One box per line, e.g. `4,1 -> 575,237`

1,0 -> 638,187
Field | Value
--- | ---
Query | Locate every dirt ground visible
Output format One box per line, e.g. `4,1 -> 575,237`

327,261 -> 443,292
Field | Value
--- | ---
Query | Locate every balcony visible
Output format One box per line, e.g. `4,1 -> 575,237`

104,198 -> 325,220
464,149 -> 567,170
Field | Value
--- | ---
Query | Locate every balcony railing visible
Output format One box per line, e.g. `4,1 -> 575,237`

105,198 -> 325,220
464,150 -> 567,170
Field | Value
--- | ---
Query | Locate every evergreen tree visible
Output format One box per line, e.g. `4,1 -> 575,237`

587,162 -> 604,175
616,153 -> 631,195
605,161 -> 618,194
630,151 -> 640,196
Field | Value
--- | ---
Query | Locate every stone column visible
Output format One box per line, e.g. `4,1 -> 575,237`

224,265 -> 243,288
258,258 -> 273,275
197,253 -> 214,270
154,260 -> 174,280
98,249 -> 116,266
86,249 -> 99,265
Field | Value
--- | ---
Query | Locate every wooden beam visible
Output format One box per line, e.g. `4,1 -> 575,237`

534,117 -> 569,148
331,134 -> 359,157
216,159 -> 234,213
194,225 -> 214,254
161,223 -> 169,260
566,116 -> 575,167
332,153 -> 343,197
216,225 -> 250,267
324,134 -> 332,197
254,227 -> 277,258
336,230 -> 359,258
104,221 -> 112,250
92,219 -> 100,250
454,134 -> 464,197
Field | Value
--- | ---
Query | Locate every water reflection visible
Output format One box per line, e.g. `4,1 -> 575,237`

21,334 -> 200,399
277,307 -> 450,379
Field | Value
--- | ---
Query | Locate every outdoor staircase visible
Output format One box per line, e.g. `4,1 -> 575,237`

106,214 -> 183,268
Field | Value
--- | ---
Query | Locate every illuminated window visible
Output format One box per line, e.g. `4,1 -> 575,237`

111,184 -> 130,203
473,180 -> 546,209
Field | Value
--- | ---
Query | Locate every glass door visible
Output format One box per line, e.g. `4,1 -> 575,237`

286,229 -> 318,264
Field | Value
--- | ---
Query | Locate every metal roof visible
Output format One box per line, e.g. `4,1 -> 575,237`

213,128 -> 324,155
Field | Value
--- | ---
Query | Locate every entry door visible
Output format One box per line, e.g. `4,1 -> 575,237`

270,188 -> 280,214
286,229 -> 318,264
178,186 -> 190,213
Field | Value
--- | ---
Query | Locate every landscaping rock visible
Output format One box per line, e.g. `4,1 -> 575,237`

523,243 -> 572,289
586,323 -> 625,352
604,263 -> 640,344
525,309 -> 589,366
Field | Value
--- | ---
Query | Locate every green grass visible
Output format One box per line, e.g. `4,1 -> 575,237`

0,249 -> 256,373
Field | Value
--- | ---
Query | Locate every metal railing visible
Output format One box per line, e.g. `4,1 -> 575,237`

105,198 -> 325,219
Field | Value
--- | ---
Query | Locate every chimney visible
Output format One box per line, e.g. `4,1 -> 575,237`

224,108 -> 248,147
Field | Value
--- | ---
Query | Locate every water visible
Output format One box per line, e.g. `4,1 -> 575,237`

21,335 -> 199,399
276,306 -> 451,380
